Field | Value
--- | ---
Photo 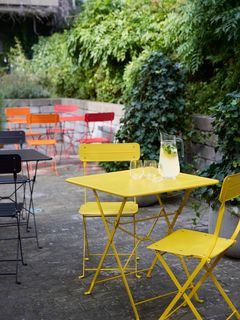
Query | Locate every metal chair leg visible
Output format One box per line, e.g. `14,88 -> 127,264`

79,216 -> 89,279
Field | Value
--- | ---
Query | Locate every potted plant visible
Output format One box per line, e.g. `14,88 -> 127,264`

200,91 -> 240,257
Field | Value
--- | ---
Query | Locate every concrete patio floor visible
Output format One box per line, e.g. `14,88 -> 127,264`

0,161 -> 239,320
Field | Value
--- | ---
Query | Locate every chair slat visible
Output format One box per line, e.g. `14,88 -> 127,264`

79,143 -> 140,162
84,112 -> 114,122
219,173 -> 240,203
0,130 -> 25,147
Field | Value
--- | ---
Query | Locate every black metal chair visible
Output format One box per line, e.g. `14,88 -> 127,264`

0,130 -> 41,248
0,130 -> 41,249
0,154 -> 27,284
0,130 -> 28,219
0,130 -> 25,149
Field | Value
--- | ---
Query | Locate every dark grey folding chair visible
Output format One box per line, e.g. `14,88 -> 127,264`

0,130 -> 41,248
0,154 -> 27,284
0,130 -> 28,220
0,130 -> 25,149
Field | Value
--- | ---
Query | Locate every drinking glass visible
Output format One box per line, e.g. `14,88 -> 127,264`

144,160 -> 158,180
130,160 -> 143,180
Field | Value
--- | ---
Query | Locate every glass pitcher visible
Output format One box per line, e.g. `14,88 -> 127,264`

159,132 -> 183,179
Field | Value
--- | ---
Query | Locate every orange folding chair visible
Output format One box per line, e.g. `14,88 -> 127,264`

4,107 -> 30,130
26,114 -> 60,175
77,112 -> 115,144
147,173 -> 240,320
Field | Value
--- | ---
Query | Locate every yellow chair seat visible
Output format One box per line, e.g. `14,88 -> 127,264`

79,201 -> 138,217
148,229 -> 235,259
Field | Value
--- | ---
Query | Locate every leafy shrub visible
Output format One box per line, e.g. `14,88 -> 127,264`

186,59 -> 240,114
30,33 -> 84,98
162,0 -> 240,114
162,0 -> 240,74
0,72 -> 50,99
67,0 -> 175,102
0,38 -> 50,99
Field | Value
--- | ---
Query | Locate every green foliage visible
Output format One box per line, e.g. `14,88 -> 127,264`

67,0 -> 175,102
0,40 -> 50,99
199,91 -> 240,207
8,38 -> 28,72
100,52 -> 187,172
210,91 -> 240,159
4,0 -> 179,102
30,33 -> 86,98
122,52 -> 150,102
186,60 -> 240,114
162,0 -> 240,74
69,0 -> 165,67
0,72 -> 50,99
162,0 -> 240,114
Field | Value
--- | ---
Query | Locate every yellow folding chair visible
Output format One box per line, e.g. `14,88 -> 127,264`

148,173 -> 240,320
79,143 -> 140,278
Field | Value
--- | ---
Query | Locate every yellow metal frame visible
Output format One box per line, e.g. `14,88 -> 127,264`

79,143 -> 140,279
66,170 -> 219,320
148,173 -> 240,319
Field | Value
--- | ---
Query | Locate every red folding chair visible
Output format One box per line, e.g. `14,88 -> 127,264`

77,112 -> 115,144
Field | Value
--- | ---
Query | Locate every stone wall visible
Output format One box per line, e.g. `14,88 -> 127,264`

188,114 -> 220,170
2,98 -> 124,143
2,99 -> 218,169
0,0 -> 58,6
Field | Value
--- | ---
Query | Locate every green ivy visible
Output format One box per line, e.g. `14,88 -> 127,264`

199,91 -> 240,206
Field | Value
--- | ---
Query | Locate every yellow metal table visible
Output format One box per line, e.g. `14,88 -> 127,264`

66,170 -> 218,319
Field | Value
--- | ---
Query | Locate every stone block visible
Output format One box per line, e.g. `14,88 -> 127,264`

194,157 -> 212,171
192,143 -> 216,161
192,113 -> 214,131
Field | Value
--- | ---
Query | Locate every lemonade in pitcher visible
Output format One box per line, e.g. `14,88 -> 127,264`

159,133 -> 180,179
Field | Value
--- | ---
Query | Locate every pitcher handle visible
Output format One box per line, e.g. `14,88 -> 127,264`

176,137 -> 184,158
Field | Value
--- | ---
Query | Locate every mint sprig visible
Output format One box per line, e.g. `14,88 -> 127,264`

162,143 -> 177,155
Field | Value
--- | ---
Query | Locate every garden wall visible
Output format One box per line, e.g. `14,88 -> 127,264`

188,114 -> 221,170
2,99 -> 218,170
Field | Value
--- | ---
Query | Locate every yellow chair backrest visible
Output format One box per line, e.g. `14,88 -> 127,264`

219,173 -> 240,203
214,173 -> 240,242
79,143 -> 140,163
79,143 -> 140,203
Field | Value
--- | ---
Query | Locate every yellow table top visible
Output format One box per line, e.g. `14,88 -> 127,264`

66,171 -> 219,198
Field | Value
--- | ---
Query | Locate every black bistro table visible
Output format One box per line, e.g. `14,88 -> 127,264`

0,149 -> 52,247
